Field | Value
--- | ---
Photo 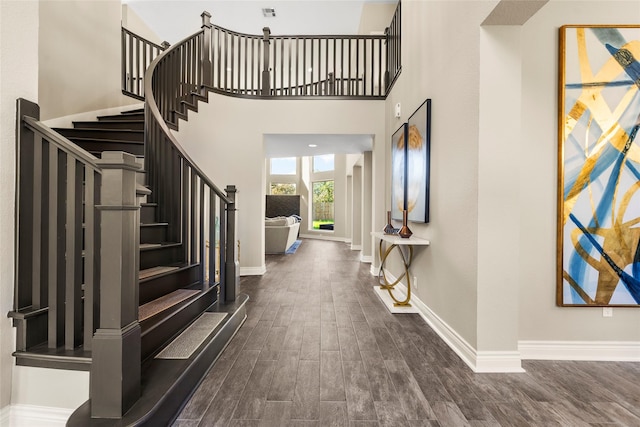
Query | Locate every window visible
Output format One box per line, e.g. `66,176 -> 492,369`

312,154 -> 334,173
270,183 -> 296,195
312,180 -> 334,230
271,157 -> 296,175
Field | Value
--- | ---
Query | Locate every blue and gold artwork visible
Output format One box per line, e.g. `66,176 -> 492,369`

559,26 -> 640,306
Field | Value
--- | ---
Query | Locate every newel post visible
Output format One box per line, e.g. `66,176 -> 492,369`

223,185 -> 239,302
261,27 -> 271,96
201,11 -> 213,88
91,152 -> 142,418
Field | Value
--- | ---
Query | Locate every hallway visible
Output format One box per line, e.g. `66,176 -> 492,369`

175,239 -> 640,426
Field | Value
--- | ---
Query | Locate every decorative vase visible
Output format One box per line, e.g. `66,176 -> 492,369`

383,211 -> 396,234
398,210 -> 412,238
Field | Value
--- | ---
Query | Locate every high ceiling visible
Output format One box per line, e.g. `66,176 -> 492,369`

124,0 -> 395,44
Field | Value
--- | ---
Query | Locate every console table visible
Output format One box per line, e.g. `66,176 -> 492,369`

371,231 -> 430,312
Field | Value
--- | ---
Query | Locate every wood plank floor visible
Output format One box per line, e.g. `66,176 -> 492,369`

175,239 -> 640,427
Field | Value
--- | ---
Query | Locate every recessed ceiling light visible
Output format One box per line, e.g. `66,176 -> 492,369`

308,144 -> 317,148
262,8 -> 276,17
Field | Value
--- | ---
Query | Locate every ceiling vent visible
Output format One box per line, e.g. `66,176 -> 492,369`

262,8 -> 276,18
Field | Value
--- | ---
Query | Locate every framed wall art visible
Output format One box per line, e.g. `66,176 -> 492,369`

391,123 -> 407,221
557,25 -> 640,307
406,99 -> 431,223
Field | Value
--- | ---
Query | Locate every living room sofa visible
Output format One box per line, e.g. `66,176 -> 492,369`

265,216 -> 300,254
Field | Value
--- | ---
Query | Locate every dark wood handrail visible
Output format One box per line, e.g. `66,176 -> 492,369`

143,32 -> 231,204
122,27 -> 169,100
143,19 -> 238,310
123,6 -> 401,100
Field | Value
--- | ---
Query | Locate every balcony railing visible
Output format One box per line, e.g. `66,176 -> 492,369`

121,27 -> 168,100
122,1 -> 401,100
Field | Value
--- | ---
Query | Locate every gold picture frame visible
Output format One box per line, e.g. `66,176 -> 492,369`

557,25 -> 640,307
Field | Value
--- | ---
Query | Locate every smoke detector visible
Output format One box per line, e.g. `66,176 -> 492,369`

262,8 -> 276,17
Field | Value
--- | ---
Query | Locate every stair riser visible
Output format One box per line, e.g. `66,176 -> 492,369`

97,112 -> 145,121
140,265 -> 200,305
72,140 -> 144,156
55,128 -> 144,142
141,204 -> 156,224
140,245 -> 184,270
73,121 -> 144,131
140,225 -> 168,244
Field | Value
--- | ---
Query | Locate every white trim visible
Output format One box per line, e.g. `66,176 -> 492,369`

299,233 -> 348,243
240,265 -> 266,276
1,405 -> 10,427
475,351 -> 525,373
350,244 -> 362,251
374,269 -> 524,373
370,264 -> 378,276
519,340 -> 640,361
9,404 -> 73,427
360,254 -> 373,263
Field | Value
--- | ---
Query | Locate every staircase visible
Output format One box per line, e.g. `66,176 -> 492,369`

34,109 -> 214,363
11,98 -> 246,425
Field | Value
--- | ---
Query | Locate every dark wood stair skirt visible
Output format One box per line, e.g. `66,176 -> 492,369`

66,293 -> 248,427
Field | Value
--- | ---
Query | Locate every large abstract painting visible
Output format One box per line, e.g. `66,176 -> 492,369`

391,123 -> 407,221
558,25 -> 640,306
406,99 -> 431,223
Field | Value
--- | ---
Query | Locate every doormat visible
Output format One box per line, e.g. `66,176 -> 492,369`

155,312 -> 227,359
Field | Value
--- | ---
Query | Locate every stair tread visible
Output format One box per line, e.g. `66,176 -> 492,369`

139,289 -> 200,322
139,265 -> 180,280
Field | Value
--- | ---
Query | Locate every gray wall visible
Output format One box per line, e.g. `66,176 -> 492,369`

384,0 -> 640,354
518,1 -> 640,342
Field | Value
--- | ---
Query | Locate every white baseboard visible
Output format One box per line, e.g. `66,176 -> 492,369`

350,244 -> 362,251
370,264 -> 378,276
360,254 -> 373,263
376,269 -> 524,373
240,265 -> 266,276
475,351 -> 526,373
519,340 -> 640,361
9,404 -> 73,427
1,405 -> 10,427
298,233 -> 349,243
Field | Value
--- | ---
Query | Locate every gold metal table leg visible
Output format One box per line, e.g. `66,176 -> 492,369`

377,240 -> 414,306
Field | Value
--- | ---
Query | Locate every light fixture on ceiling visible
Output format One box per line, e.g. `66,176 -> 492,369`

308,144 -> 317,148
262,8 -> 276,18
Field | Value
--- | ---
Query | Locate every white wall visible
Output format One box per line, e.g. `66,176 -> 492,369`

0,0 -> 39,414
518,1 -> 640,342
39,0 -> 139,120
173,96 -> 385,275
